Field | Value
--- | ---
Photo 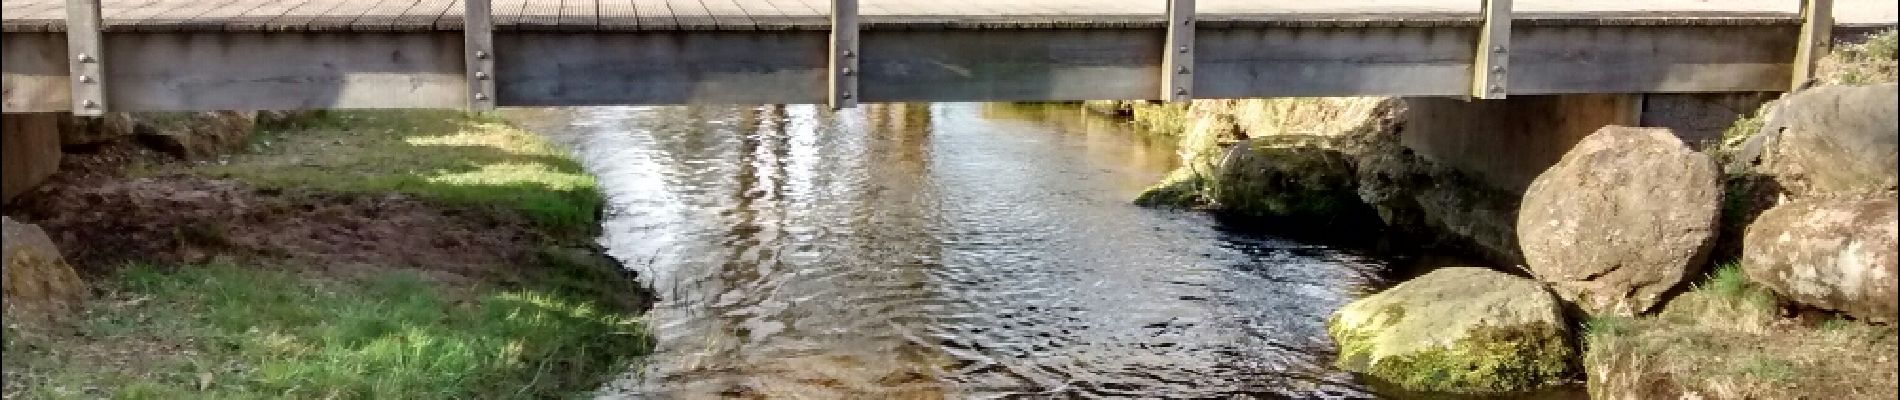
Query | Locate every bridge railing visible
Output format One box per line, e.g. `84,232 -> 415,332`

36,0 -> 1839,115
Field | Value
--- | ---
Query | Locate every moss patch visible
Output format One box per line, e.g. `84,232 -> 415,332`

1332,322 -> 1575,394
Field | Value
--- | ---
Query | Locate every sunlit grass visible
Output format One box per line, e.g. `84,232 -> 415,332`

184,110 -> 603,233
3,263 -> 648,399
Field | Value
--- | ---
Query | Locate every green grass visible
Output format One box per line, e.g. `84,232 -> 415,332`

183,110 -> 603,233
1820,29 -> 1899,85
4,263 -> 648,400
1693,262 -> 1777,311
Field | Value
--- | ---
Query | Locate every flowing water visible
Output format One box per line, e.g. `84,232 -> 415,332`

514,103 -> 1397,398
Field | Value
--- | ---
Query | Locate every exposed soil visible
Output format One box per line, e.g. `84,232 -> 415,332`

5,143 -> 575,292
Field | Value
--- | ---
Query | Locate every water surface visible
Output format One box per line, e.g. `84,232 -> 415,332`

514,103 -> 1393,398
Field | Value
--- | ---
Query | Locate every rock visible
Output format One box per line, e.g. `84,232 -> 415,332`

2,113 -> 64,204
1760,84 -> 1900,196
1211,138 -> 1372,222
134,111 -> 259,160
58,113 -> 138,147
1742,195 -> 1899,322
1328,267 -> 1574,394
2,216 -> 88,324
1518,126 -> 1722,316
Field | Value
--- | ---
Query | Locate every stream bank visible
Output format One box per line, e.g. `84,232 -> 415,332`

2,110 -> 651,399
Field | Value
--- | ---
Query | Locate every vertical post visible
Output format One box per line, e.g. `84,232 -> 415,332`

1161,0 -> 1195,102
1472,0 -> 1512,99
66,0 -> 106,116
465,0 -> 497,111
1791,0 -> 1833,90
829,0 -> 860,110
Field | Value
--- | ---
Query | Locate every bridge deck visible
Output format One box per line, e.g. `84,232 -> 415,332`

4,0 -> 1894,33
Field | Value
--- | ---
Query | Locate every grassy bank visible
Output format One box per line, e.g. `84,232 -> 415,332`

1583,264 -> 1899,399
3,110 -> 648,399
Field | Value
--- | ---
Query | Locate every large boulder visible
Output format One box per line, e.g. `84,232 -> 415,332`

1328,267 -> 1574,394
1518,127 -> 1722,316
2,113 -> 64,204
1760,84 -> 1899,196
132,111 -> 259,160
2,216 -> 88,324
1742,195 -> 1899,322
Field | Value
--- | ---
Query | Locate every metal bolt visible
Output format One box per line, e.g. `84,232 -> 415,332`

475,50 -> 490,60
1178,46 -> 1189,53
842,92 -> 854,100
474,93 -> 489,101
843,50 -> 856,58
1491,65 -> 1505,73
1177,66 -> 1190,74
1175,87 -> 1188,95
475,71 -> 490,80
82,99 -> 98,108
1492,45 -> 1506,53
1491,85 -> 1505,93
76,53 -> 94,63
842,67 -> 855,76
1183,19 -> 1192,25
78,75 -> 94,83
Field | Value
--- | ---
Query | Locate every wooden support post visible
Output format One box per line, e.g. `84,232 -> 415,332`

829,0 -> 860,110
66,0 -> 106,116
465,0 -> 497,110
1472,0 -> 1512,99
1791,0 -> 1833,90
1162,0 -> 1195,102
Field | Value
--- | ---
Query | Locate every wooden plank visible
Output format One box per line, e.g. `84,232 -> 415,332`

389,0 -> 455,30
1473,0 -> 1512,98
67,0 -> 106,114
305,0 -> 382,31
265,0 -> 350,31
434,0 -> 464,29
629,0 -> 677,30
699,0 -> 757,30
599,0 -> 641,30
224,0 -> 318,31
515,0 -> 562,30
353,0 -> 427,31
1195,27 -> 1471,98
492,0 -> 528,28
559,0 -> 598,29
1161,0 -> 1193,101
465,0 -> 495,109
1510,25 -> 1797,94
196,0 -> 275,31
664,0 -> 716,30
2,33 -> 70,112
1791,0 -> 1833,89
828,0 -> 857,108
103,31 -> 466,110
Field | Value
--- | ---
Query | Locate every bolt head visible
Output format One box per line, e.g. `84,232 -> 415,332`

1490,85 -> 1505,93
78,75 -> 94,83
76,53 -> 94,63
1177,66 -> 1190,74
81,99 -> 98,108
475,50 -> 490,59
1178,46 -> 1189,53
1491,65 -> 1505,73
842,67 -> 855,76
1175,87 -> 1188,95
475,71 -> 490,80
1492,45 -> 1506,53
474,93 -> 489,101
842,92 -> 854,100
843,50 -> 856,58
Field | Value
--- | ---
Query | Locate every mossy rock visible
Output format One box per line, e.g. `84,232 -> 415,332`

1328,267 -> 1576,394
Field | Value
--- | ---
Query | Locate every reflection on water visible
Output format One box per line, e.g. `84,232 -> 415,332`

512,103 -> 1392,398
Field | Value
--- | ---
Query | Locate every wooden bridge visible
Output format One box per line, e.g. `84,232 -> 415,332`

1,0 -> 1887,115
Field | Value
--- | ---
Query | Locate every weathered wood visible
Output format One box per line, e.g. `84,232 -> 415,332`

1509,25 -> 1798,94
629,0 -> 679,30
1791,0 -> 1833,89
66,0 -> 106,115
1161,0 -> 1193,102
466,0 -> 497,110
103,32 -> 466,110
3,33 -> 71,112
1472,0 -> 1512,99
829,0 -> 858,109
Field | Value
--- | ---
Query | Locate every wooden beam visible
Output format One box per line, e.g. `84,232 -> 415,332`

828,0 -> 859,109
65,0 -> 105,115
1161,0 -> 1194,102
466,0 -> 497,110
1472,0 -> 1512,99
1790,0 -> 1833,90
